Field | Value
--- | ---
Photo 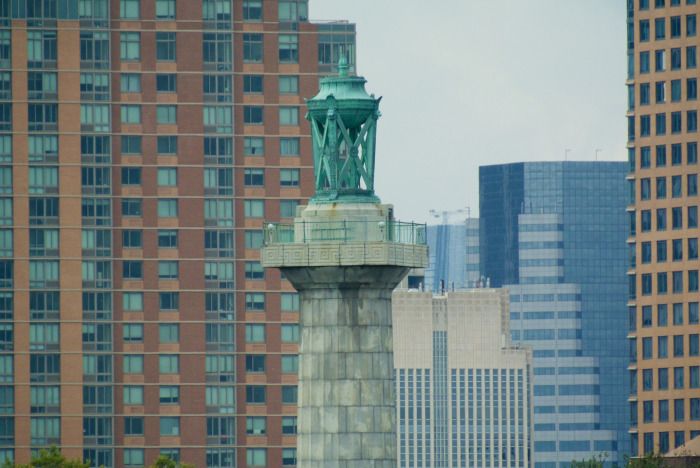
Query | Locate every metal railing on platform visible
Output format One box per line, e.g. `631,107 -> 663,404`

263,219 -> 427,246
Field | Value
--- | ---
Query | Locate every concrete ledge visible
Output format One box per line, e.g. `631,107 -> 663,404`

261,241 -> 428,269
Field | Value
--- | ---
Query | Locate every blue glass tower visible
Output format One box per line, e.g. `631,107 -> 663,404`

480,162 -> 629,467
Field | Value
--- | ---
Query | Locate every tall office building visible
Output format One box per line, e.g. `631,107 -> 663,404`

626,0 -> 700,456
480,162 -> 629,466
425,218 -> 480,293
393,288 -> 533,468
0,1 -> 354,466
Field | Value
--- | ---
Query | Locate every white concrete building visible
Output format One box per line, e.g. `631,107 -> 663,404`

393,289 -> 534,468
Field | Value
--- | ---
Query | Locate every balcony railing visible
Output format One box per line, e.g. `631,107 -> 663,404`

264,219 -> 427,246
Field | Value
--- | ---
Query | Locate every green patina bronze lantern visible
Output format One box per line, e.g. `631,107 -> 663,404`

306,56 -> 381,203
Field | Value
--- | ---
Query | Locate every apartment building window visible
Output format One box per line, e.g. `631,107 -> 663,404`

245,262 -> 264,280
243,75 -> 263,93
279,34 -> 299,63
156,105 -> 177,124
244,106 -> 264,125
121,105 -> 141,124
204,168 -> 233,195
688,14 -> 697,37
281,324 -> 299,343
244,137 -> 264,156
159,325 -> 179,344
280,169 -> 299,187
660,336 -> 668,356
30,386 -> 59,414
281,355 -> 298,373
282,449 -> 297,466
79,31 -> 109,69
672,16 -> 682,37
28,103 -> 58,131
243,33 -> 263,62
672,49 -> 682,70
156,74 -> 176,92
156,32 -> 176,61
640,51 -> 650,73
675,367 -> 685,389
121,136 -> 141,155
203,106 -> 232,133
0,31 -> 10,68
657,113 -> 667,135
158,261 -> 178,280
246,449 -> 266,467
0,104 -> 10,132
203,33 -> 232,70
244,230 -> 263,249
279,75 -> 299,94
281,137 -> 300,156
641,115 -> 651,137
158,199 -> 178,217
120,73 -> 141,93
689,111 -> 698,132
123,260 -> 143,280
245,292 -> 265,311
123,386 -> 144,406
158,230 -> 178,248
244,200 -> 264,218
282,386 -> 297,404
160,386 -> 179,404
656,18 -> 666,39
123,324 -> 143,343
688,46 -> 697,68
124,449 -> 144,467
656,50 -> 666,72
672,112 -> 682,134
280,199 -> 299,218
121,167 -> 141,185
204,199 -> 234,226
30,417 -> 60,445
244,168 -> 264,186
243,0 -> 262,21
246,386 -> 266,404
156,0 -> 175,19
202,0 -> 232,24
27,30 -> 57,67
205,137 -> 233,163
246,417 -> 266,435
123,292 -> 143,312
246,355 -> 265,373
29,167 -> 58,194
157,168 -> 177,187
122,199 -> 142,217
157,136 -> 177,155
124,355 -> 144,374
120,0 -> 139,18
159,355 -> 179,374
29,72 -> 57,100
203,75 -> 232,103
279,106 -> 299,126
160,417 -> 180,436
245,324 -> 265,343
159,292 -> 179,311
120,32 -> 140,60
279,0 -> 308,21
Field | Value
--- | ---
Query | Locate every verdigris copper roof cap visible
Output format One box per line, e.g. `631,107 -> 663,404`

307,55 -> 380,128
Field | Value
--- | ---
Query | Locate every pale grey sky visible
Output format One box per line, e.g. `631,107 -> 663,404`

311,0 -> 627,223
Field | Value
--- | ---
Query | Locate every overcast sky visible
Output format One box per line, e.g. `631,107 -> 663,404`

310,0 -> 627,224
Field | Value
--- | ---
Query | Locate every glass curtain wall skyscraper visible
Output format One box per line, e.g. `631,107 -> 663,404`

480,162 -> 630,467
626,0 -> 700,456
425,218 -> 480,293
0,1 -> 355,466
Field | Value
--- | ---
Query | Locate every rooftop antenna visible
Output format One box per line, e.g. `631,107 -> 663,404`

564,148 -> 572,161
595,149 -> 602,161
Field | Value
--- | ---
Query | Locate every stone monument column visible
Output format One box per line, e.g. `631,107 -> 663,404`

262,58 -> 427,468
